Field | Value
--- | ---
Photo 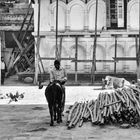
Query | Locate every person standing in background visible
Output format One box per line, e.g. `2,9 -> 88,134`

1,56 -> 7,85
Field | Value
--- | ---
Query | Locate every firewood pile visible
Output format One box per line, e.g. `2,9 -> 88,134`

67,85 -> 140,129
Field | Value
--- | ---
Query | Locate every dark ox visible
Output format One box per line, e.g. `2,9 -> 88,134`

45,82 -> 64,126
102,76 -> 130,89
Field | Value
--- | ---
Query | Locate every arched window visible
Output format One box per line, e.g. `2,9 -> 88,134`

53,5 -> 66,31
51,1 -> 66,31
108,45 -> 124,72
87,0 -> 106,31
68,0 -> 85,31
127,0 -> 139,30
127,45 -> 136,72
89,44 -> 105,71
69,5 -> 84,30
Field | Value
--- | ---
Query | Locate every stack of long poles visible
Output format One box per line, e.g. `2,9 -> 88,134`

67,85 -> 140,129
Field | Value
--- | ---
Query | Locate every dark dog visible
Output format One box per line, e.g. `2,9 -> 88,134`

45,82 -> 63,126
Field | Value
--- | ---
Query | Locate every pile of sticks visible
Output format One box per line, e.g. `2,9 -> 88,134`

67,85 -> 140,129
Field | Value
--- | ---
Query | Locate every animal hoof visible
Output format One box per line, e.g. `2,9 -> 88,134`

54,116 -> 56,121
39,85 -> 43,89
61,113 -> 64,116
50,123 -> 53,126
38,82 -> 43,89
57,119 -> 62,123
57,120 -> 60,124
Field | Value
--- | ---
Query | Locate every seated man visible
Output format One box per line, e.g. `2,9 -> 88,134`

49,60 -> 67,112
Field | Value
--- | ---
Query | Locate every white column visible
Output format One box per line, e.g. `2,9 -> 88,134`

127,2 -> 130,31
84,10 -> 88,31
51,10 -> 54,31
66,10 -> 70,31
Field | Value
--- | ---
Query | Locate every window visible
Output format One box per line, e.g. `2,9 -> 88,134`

106,0 -> 127,29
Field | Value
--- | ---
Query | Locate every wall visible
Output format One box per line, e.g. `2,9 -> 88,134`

38,36 -> 138,73
33,0 -> 140,74
33,0 -> 51,32
33,0 -> 106,32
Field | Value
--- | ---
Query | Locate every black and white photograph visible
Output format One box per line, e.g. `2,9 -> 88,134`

1,0 -> 140,139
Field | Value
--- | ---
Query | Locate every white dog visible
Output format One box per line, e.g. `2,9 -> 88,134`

102,76 -> 130,89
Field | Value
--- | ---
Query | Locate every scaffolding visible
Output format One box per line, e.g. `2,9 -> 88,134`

9,1 -> 35,74
33,0 -> 140,85
9,0 -> 139,85
34,0 -> 100,84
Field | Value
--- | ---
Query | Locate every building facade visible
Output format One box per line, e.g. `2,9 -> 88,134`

0,0 -> 34,72
33,0 -> 140,75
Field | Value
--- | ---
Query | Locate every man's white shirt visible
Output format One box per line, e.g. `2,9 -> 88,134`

1,61 -> 5,70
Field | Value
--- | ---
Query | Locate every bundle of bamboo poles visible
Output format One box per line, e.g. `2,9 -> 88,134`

67,85 -> 140,129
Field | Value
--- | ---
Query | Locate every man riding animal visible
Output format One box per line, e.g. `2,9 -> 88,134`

50,60 -> 67,111
45,60 -> 67,126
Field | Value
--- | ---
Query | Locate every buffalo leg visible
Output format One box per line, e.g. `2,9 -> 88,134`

54,104 -> 57,121
48,104 -> 54,126
61,90 -> 65,113
57,107 -> 61,123
57,103 -> 62,123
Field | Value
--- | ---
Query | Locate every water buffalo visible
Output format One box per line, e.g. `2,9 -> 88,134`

45,81 -> 64,126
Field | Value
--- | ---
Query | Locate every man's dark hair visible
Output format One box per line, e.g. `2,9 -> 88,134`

54,60 -> 60,65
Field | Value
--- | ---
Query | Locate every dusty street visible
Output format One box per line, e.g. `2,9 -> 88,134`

1,105 -> 140,140
0,86 -> 140,140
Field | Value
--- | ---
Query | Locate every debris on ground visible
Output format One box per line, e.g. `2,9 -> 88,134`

0,91 -> 25,104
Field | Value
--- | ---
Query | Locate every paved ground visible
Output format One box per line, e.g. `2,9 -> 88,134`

0,86 -> 101,105
1,85 -> 140,140
1,105 -> 140,140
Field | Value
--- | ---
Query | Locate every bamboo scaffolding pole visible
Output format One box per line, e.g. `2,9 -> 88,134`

34,0 -> 41,85
137,0 -> 140,81
17,1 -> 32,40
55,0 -> 59,60
20,11 -> 34,45
0,35 -> 1,86
114,36 -> 117,74
75,36 -> 78,83
91,0 -> 98,83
